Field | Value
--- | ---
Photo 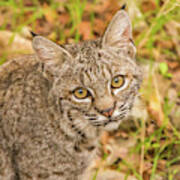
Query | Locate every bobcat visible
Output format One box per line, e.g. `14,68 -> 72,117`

0,10 -> 142,180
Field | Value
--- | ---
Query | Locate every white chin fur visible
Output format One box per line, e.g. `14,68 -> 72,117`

104,121 -> 121,131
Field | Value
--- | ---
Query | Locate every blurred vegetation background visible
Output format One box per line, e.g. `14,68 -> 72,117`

0,0 -> 180,179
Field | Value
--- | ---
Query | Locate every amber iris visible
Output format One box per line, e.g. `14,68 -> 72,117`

73,88 -> 89,99
111,75 -> 124,88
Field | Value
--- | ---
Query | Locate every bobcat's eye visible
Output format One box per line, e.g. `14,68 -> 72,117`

111,75 -> 125,89
73,88 -> 89,99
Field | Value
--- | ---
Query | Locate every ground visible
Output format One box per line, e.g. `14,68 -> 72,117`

0,0 -> 180,179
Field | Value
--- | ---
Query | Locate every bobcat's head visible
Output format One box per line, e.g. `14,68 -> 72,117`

32,10 -> 142,137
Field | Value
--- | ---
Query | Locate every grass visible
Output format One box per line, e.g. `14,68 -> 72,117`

0,0 -> 180,179
66,0 -> 87,42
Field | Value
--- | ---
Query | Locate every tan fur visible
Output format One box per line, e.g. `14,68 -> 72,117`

0,10 -> 142,180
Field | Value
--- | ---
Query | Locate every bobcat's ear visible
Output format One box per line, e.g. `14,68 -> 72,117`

32,36 -> 72,65
102,10 -> 136,58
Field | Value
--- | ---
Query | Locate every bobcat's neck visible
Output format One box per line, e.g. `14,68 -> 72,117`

47,92 -> 101,153
58,116 -> 101,153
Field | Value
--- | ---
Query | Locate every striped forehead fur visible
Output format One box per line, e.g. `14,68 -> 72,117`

64,40 -> 138,73
69,49 -> 138,85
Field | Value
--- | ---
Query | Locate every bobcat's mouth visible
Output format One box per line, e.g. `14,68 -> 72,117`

87,109 -> 127,128
102,112 -> 127,131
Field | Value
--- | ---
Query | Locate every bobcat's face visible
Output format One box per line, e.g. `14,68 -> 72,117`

53,47 -> 141,132
32,10 -> 142,134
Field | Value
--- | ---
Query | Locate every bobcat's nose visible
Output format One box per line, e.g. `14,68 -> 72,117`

101,107 -> 114,118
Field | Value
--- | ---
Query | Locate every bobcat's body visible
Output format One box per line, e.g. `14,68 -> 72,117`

0,11 -> 142,180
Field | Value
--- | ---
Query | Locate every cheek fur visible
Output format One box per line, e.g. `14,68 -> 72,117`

60,96 -> 92,113
71,95 -> 92,104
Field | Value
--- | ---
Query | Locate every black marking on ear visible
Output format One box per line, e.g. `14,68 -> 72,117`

121,4 -> 126,10
31,31 -> 38,37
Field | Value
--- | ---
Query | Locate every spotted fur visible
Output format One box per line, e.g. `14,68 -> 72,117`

0,10 -> 141,179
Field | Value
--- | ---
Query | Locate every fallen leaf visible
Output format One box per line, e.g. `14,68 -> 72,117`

43,3 -> 57,24
58,13 -> 70,25
93,18 -> 106,36
141,0 -> 156,12
78,21 -> 93,40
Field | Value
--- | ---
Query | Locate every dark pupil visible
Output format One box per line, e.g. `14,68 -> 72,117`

78,89 -> 83,94
114,77 -> 119,83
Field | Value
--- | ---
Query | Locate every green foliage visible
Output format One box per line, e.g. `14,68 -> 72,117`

66,0 -> 87,42
159,62 -> 172,78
